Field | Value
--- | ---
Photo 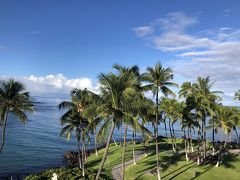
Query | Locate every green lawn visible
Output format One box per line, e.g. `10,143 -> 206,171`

86,139 -> 240,180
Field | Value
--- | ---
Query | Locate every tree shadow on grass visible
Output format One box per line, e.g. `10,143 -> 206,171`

135,159 -> 159,176
86,156 -> 102,168
167,163 -> 197,180
190,164 -> 214,180
221,153 -> 239,169
133,152 -> 184,179
160,153 -> 184,171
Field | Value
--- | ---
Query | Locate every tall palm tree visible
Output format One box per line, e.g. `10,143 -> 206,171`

59,110 -> 84,169
58,88 -> 95,177
160,97 -> 177,153
0,79 -> 34,153
194,76 -> 222,159
94,69 -> 143,180
111,64 -> 152,179
179,77 -> 221,163
213,106 -> 237,167
181,110 -> 198,153
142,62 -> 178,180
209,101 -> 222,155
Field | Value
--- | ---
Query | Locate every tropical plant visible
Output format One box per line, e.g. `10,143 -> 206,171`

0,79 -> 34,153
179,77 -> 222,164
92,67 -> 146,180
160,97 -> 178,153
194,76 -> 222,159
113,64 -> 153,172
141,62 -> 178,180
58,88 -> 95,177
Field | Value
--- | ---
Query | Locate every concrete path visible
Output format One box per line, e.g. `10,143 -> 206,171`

112,151 -> 145,180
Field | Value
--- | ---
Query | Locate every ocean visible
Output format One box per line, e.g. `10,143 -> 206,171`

0,96 -> 238,178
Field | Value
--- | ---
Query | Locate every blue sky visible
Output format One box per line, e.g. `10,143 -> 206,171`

1,0 -> 240,104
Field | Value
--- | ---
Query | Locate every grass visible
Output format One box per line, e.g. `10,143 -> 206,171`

86,142 -> 144,178
86,138 -> 240,180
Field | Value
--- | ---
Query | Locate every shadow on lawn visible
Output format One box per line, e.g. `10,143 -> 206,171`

167,163 -> 197,180
221,153 -> 239,169
190,164 -> 214,180
133,150 -> 184,179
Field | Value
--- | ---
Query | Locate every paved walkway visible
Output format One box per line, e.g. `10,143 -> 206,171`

112,151 -> 145,180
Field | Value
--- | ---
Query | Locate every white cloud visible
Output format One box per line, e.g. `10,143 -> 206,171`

0,74 -> 100,95
133,12 -> 215,52
152,32 -> 215,51
132,26 -> 154,37
155,11 -> 197,32
134,11 -> 240,105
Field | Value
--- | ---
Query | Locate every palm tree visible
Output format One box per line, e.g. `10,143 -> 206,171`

179,77 -> 221,163
0,79 -> 34,153
209,101 -> 222,155
58,88 -> 95,177
142,62 -> 178,180
180,101 -> 199,160
59,110 -> 84,169
213,106 -> 237,167
194,76 -> 222,159
111,64 -> 153,178
94,69 -> 143,180
160,97 -> 177,153
87,118 -> 99,156
182,110 -> 198,153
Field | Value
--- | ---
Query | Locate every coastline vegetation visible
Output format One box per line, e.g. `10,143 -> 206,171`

1,62 -> 240,179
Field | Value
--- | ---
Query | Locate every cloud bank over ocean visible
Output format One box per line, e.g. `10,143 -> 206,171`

0,74 -> 100,97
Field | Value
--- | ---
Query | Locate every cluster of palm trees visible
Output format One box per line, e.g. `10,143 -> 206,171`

58,63 -> 178,180
58,63 -> 240,180
1,63 -> 240,180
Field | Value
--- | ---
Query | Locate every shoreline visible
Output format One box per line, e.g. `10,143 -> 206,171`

1,136 -> 239,179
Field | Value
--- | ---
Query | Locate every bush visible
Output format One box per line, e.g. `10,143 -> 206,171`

24,167 -> 104,180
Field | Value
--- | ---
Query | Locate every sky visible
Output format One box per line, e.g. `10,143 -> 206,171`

1,0 -> 240,105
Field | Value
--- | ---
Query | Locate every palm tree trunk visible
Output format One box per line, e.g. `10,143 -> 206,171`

95,120 -> 116,180
203,118 -> 206,159
95,134 -> 98,156
0,110 -> 8,154
142,122 -> 147,156
81,133 -> 85,177
132,129 -> 136,165
224,136 -> 227,149
122,125 -> 127,179
120,126 -> 123,147
184,129 -> 189,161
112,135 -> 118,146
216,136 -> 223,167
168,119 -> 176,153
172,123 -> 177,151
83,137 -> 87,162
155,90 -> 161,180
212,121 -> 215,155
187,128 -> 190,153
77,139 -> 82,169
163,117 -> 168,145
190,128 -> 193,153
197,126 -> 201,165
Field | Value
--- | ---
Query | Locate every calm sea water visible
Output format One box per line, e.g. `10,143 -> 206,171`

0,96 -> 238,178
